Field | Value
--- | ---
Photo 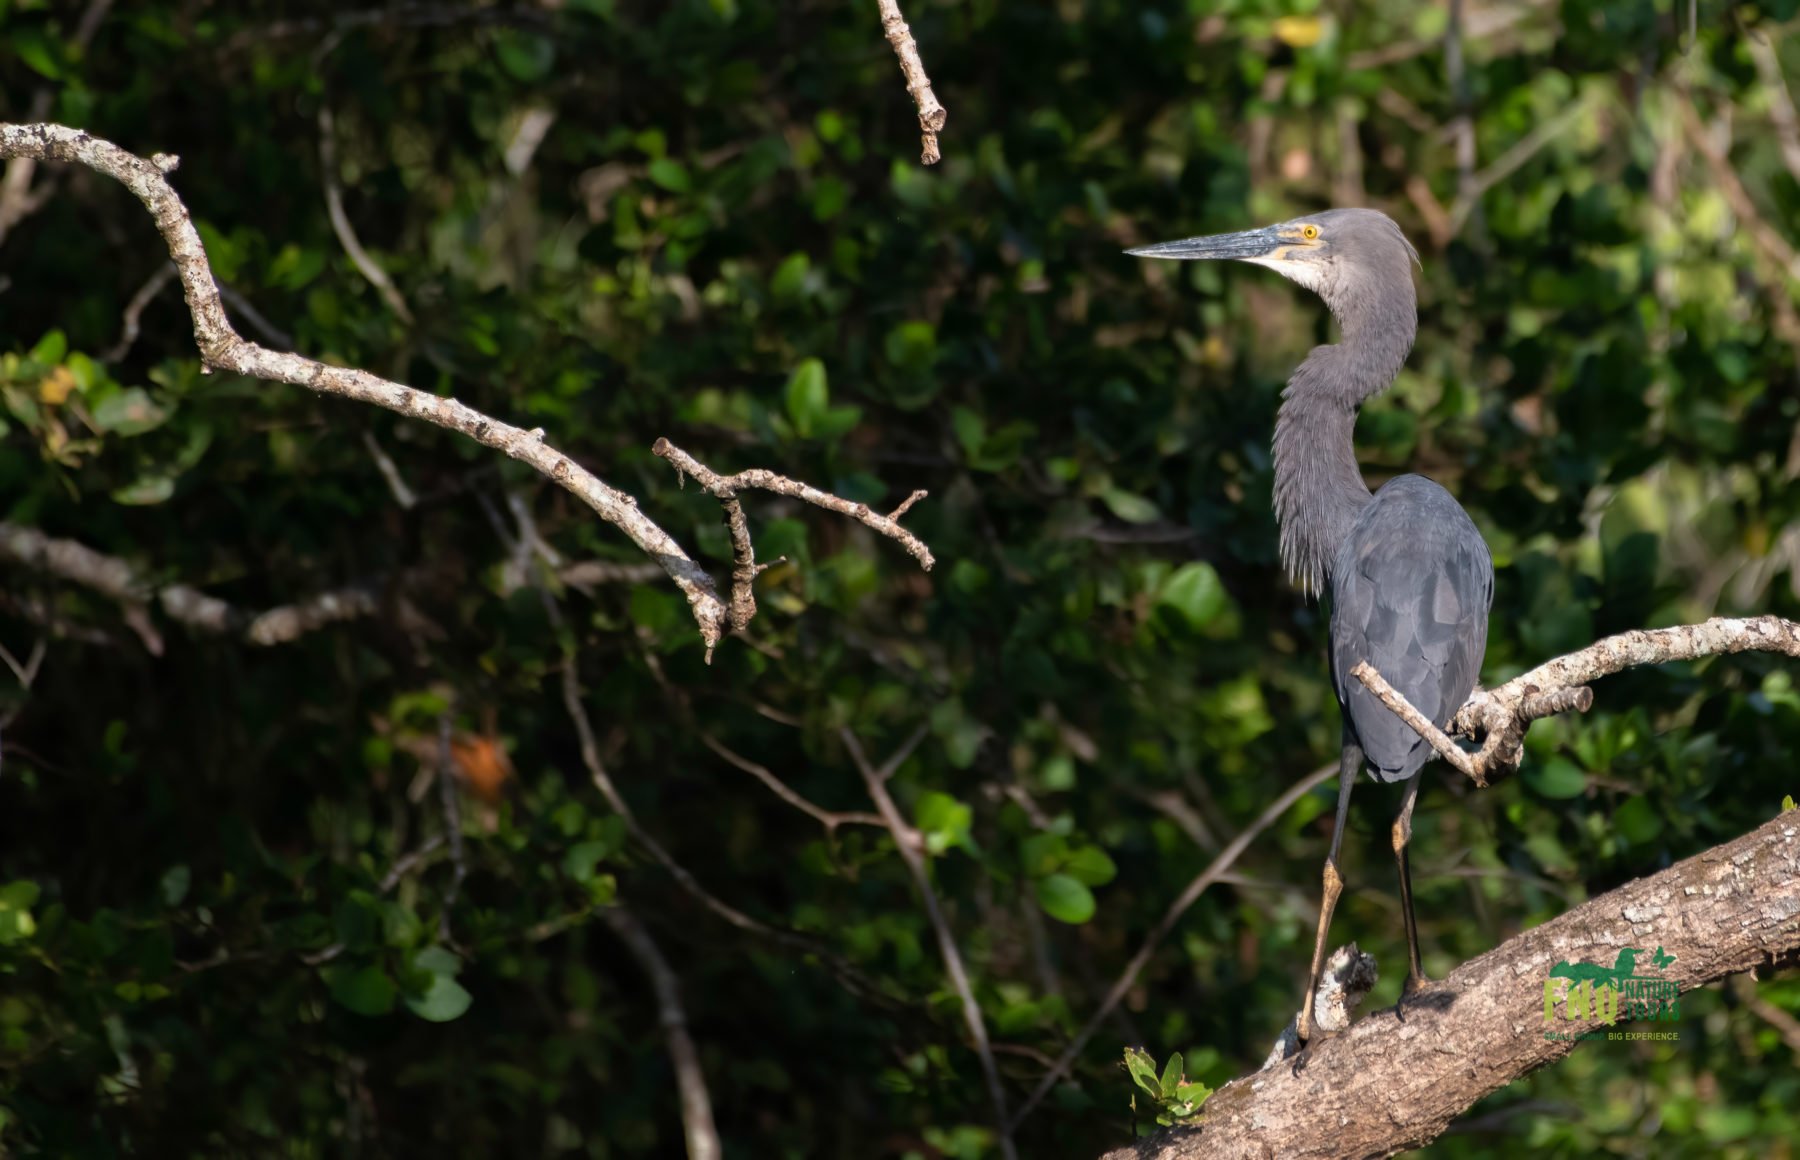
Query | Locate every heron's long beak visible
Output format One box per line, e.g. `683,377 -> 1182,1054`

1125,225 -> 1282,262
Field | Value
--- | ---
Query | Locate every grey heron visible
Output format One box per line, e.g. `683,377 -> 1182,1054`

1129,209 -> 1494,1043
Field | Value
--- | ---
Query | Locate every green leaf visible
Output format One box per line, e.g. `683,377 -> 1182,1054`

0,881 -> 41,910
406,973 -> 473,1023
1524,757 -> 1587,800
1064,845 -> 1117,887
563,840 -> 611,884
1159,1052 -> 1183,1098
951,406 -> 986,460
1124,1047 -> 1160,1096
111,475 -> 176,505
1101,488 -> 1160,524
159,865 -> 190,907
1783,795 -> 1796,813
327,965 -> 397,1016
915,791 -> 973,856
1035,873 -> 1096,924
91,387 -> 171,436
771,252 -> 811,300
413,946 -> 462,978
1019,832 -> 1066,877
784,358 -> 828,438
28,330 -> 67,367
0,881 -> 39,946
647,157 -> 691,193
1158,562 -> 1229,630
883,321 -> 938,372
1613,796 -> 1664,845
13,29 -> 62,80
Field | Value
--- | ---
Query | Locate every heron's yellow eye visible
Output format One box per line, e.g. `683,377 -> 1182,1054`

1301,224 -> 1320,240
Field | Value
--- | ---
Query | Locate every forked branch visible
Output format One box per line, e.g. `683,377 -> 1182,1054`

1353,615 -> 1800,787
0,122 -> 935,657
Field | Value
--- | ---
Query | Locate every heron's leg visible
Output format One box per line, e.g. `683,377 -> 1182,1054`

1392,769 -> 1427,996
1297,742 -> 1360,1043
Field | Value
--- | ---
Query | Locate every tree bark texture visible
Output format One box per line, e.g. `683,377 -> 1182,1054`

1103,813 -> 1800,1159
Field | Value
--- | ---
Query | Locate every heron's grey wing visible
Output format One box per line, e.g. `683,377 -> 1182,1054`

1330,476 -> 1493,783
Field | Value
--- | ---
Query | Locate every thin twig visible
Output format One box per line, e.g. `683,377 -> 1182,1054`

652,437 -> 932,660
841,726 -> 1016,1160
1009,760 -> 1340,1132
874,0 -> 947,164
1678,91 -> 1800,276
603,905 -> 723,1160
1448,95 -> 1593,236
1733,973 -> 1800,1057
362,430 -> 418,509
698,731 -> 885,833
101,263 -> 177,362
1445,0 -> 1482,241
1747,35 -> 1800,185
653,438 -> 933,572
318,103 -> 414,323
436,713 -> 467,946
541,586 -> 894,1005
215,280 -> 295,349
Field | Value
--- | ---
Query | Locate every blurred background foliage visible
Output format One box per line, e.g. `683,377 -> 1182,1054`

3,0 -> 1800,1155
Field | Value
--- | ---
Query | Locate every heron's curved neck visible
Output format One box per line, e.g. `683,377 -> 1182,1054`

1272,306 -> 1416,593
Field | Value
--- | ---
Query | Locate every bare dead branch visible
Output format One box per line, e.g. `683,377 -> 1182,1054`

654,439 -> 933,571
875,0 -> 948,164
1103,813 -> 1800,1159
0,123 -> 734,649
1350,660 -> 1483,781
842,725 -> 1016,1160
1009,760 -> 1341,1132
603,905 -> 723,1160
1352,616 -> 1800,789
652,437 -> 933,659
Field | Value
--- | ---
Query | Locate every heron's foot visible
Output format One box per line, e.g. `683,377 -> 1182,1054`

1394,972 -> 1432,1022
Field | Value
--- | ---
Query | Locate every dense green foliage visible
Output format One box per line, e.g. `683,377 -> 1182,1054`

4,0 -> 1800,1155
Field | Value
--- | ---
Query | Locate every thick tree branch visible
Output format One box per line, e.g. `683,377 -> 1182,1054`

1103,812 -> 1800,1159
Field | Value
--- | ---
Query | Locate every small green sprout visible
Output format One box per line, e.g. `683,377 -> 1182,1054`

1124,1046 -> 1212,1129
